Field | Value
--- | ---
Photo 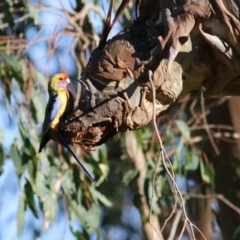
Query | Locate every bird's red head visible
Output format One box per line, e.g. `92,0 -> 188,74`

48,72 -> 75,99
57,73 -> 69,83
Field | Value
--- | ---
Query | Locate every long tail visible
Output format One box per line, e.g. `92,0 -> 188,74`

58,132 -> 97,184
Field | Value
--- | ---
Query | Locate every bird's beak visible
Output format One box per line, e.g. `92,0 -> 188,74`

67,82 -> 76,100
66,78 -> 71,84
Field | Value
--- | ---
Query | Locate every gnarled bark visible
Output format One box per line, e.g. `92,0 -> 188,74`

61,0 -> 240,150
59,1 -> 240,238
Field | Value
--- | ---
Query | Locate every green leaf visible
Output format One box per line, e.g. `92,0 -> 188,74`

98,145 -> 107,163
147,182 -> 160,214
68,200 -> 87,225
17,193 -> 25,236
31,88 -> 46,123
90,144 -> 107,162
61,170 -> 75,194
89,187 -> 112,207
0,126 -> 4,144
25,180 -> 39,218
35,171 -> 46,199
24,137 -> 36,156
175,120 -> 190,141
28,5 -> 40,25
122,169 -> 139,185
10,142 -> 22,172
43,191 -> 57,222
185,147 -> 200,171
69,226 -> 85,240
5,0 -> 13,6
133,129 -> 143,147
1,53 -> 20,71
85,204 -> 101,231
200,160 -> 214,184
95,228 -> 101,240
69,200 -> 101,232
173,138 -> 184,171
34,71 -> 48,90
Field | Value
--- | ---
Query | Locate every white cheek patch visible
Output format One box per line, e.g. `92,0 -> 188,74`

66,78 -> 70,84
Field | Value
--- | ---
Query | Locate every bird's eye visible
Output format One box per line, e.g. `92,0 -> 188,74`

59,77 -> 63,80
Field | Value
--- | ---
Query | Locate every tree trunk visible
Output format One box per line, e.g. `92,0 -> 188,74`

207,97 -> 240,239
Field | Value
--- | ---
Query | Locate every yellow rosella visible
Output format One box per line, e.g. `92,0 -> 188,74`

39,73 -> 96,184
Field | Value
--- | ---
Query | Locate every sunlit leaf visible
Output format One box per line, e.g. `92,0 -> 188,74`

68,200 -> 88,226
200,160 -> 214,184
43,188 -> 57,222
10,142 -> 22,173
86,204 -> 101,231
90,187 -> 112,207
173,138 -> 184,171
147,181 -> 161,214
185,147 -> 200,171
28,5 -> 40,25
35,170 -> 46,199
17,193 -> 25,236
31,87 -> 46,123
5,0 -> 13,6
175,120 -> 190,141
0,126 -> 4,144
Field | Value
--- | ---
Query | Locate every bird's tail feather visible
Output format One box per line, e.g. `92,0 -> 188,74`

58,132 -> 97,184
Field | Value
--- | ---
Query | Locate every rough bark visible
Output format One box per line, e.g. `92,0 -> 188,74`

58,1 -> 240,239
61,0 -> 240,150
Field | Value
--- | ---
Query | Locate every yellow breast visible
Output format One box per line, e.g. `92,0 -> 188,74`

50,89 -> 73,131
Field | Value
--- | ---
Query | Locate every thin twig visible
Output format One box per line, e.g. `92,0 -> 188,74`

168,210 -> 182,240
200,89 -> 220,155
148,71 -> 207,240
183,193 -> 240,215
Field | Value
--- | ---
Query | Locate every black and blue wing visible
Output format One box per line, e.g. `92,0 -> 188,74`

38,95 -> 61,152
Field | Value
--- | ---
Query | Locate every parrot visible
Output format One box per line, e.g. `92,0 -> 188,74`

38,73 -> 96,184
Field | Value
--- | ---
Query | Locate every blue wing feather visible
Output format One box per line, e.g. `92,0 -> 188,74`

42,94 -> 61,134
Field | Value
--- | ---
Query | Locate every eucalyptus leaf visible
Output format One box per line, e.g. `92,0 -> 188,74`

175,120 -> 190,141
200,160 -> 214,184
69,226 -> 85,240
17,193 -> 25,236
35,170 -> 46,199
28,5 -> 40,25
43,192 -> 57,222
0,126 -> 4,144
185,147 -> 200,171
25,180 -> 39,218
10,142 -> 22,172
90,187 -> 112,207
1,53 -> 20,71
